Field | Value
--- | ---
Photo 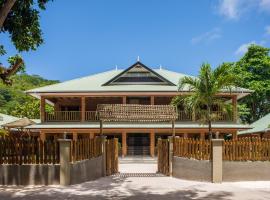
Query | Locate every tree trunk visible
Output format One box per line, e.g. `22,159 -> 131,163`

0,0 -> 16,29
208,120 -> 212,140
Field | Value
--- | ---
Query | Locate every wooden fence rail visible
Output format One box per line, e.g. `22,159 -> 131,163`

0,137 -> 59,165
223,137 -> 270,161
71,137 -> 102,162
173,137 -> 211,160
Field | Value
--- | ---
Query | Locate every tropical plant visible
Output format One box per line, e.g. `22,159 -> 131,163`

231,44 -> 270,123
173,63 -> 238,139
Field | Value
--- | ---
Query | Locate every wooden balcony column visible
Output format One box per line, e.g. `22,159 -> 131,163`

72,132 -> 78,141
122,96 -> 127,104
40,130 -> 46,142
81,96 -> 86,122
232,96 -> 237,123
40,96 -> 46,122
200,132 -> 205,140
150,96 -> 155,105
122,131 -> 127,157
150,130 -> 155,157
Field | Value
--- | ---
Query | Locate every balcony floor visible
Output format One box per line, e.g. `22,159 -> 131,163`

26,121 -> 251,130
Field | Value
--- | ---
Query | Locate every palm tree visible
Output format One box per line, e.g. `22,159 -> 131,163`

173,63 -> 238,139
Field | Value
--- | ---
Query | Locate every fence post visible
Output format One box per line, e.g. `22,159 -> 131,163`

211,139 -> 224,183
59,139 -> 72,186
101,136 -> 107,176
168,136 -> 174,176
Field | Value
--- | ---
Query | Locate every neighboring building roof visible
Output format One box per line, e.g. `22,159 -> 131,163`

238,113 -> 270,135
26,62 -> 252,98
25,122 -> 251,130
2,117 -> 36,129
0,113 -> 20,127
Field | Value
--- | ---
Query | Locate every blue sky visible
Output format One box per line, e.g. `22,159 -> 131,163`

1,0 -> 270,81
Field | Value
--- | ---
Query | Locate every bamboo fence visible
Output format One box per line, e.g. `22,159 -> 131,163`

0,137 -> 59,165
223,137 -> 270,161
71,137 -> 102,162
173,137 -> 211,160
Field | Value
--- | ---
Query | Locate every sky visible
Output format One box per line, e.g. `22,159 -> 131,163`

1,0 -> 270,81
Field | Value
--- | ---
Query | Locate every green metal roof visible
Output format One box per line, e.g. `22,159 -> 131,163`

26,63 -> 252,96
26,122 -> 251,130
238,113 -> 270,135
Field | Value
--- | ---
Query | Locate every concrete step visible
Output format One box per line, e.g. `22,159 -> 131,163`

119,156 -> 157,164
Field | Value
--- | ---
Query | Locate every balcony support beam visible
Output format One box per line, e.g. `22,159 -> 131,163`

81,97 -> 85,122
150,130 -> 155,157
40,96 -> 45,122
122,96 -> 127,104
150,96 -> 154,105
122,131 -> 127,157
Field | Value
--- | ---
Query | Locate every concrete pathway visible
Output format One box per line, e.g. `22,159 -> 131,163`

1,162 -> 270,200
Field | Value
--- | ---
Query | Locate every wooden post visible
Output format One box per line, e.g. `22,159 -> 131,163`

200,132 -> 205,140
150,130 -> 155,157
72,132 -> 78,141
150,96 -> 155,105
40,131 -> 46,142
81,96 -> 85,122
232,96 -> 237,123
122,131 -> 127,157
89,132 -> 94,139
122,96 -> 127,104
40,96 -> 45,122
232,131 -> 238,140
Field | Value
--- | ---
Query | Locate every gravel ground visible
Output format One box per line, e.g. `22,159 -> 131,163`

0,163 -> 270,200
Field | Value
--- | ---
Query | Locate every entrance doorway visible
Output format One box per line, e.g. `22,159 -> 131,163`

127,133 -> 150,155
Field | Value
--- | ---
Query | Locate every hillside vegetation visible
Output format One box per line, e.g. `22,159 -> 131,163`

0,73 -> 58,119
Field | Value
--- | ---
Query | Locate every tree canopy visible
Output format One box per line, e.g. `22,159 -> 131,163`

0,0 -> 52,84
173,63 -> 238,139
0,73 -> 58,118
231,45 -> 270,123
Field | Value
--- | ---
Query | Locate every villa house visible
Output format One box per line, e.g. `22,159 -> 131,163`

26,61 -> 251,157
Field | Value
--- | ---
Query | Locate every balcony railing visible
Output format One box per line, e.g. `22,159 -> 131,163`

45,111 -> 81,122
85,111 -> 99,121
44,111 -> 232,122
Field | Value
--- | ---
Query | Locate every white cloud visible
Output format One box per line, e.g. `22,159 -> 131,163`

217,0 -> 270,19
218,0 -> 240,19
235,41 -> 256,55
191,28 -> 222,45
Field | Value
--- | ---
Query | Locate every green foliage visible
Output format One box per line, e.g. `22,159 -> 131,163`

0,0 -> 52,84
0,73 -> 58,118
174,63 -> 238,138
0,0 -> 52,52
0,128 -> 8,137
231,44 -> 270,123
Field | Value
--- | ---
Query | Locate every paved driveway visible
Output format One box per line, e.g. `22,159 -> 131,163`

0,163 -> 270,200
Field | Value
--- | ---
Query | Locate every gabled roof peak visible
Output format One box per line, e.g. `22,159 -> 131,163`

102,61 -> 176,86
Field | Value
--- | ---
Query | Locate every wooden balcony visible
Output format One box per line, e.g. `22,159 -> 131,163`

44,110 -> 232,122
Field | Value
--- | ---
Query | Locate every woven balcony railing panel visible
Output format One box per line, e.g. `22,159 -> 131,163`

97,104 -> 177,122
